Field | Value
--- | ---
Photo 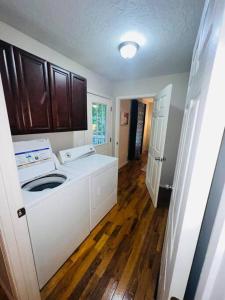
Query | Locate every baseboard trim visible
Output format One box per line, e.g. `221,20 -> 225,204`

119,161 -> 128,169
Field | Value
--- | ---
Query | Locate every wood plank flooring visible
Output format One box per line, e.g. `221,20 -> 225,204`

41,155 -> 168,300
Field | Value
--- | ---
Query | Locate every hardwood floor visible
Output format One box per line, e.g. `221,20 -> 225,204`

41,155 -> 168,300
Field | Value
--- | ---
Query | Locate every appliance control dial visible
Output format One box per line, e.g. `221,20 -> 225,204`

66,152 -> 71,158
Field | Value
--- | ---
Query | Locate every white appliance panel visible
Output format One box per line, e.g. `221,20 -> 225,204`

58,144 -> 95,164
57,145 -> 118,233
90,164 -> 118,229
26,176 -> 90,288
14,139 -> 55,182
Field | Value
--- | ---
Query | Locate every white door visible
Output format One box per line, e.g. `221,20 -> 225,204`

146,85 -> 172,207
0,75 -> 40,299
158,1 -> 225,299
86,93 -> 113,156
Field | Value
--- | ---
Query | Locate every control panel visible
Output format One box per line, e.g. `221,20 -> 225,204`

13,139 -> 56,183
59,144 -> 96,164
15,148 -> 52,168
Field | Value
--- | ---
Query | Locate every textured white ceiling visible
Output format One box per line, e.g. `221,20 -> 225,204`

0,0 -> 205,81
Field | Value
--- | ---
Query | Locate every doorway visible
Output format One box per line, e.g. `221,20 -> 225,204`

118,97 -> 153,169
117,85 -> 173,208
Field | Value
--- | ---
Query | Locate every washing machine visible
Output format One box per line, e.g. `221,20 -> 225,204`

58,145 -> 118,230
14,139 -> 90,288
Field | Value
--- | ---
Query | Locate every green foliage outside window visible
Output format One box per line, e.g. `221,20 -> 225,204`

92,103 -> 107,145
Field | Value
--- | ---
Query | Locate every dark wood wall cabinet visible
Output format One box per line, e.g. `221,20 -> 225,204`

48,64 -> 71,131
15,48 -> 52,133
0,40 -> 87,135
71,73 -> 87,130
0,41 -> 23,134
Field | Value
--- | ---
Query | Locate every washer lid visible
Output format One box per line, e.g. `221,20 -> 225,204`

62,153 -> 118,176
14,139 -> 56,182
22,173 -> 67,192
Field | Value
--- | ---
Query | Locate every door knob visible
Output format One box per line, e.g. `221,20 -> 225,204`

155,157 -> 161,161
155,157 -> 166,162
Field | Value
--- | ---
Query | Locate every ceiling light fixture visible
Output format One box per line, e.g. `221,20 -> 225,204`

120,31 -> 146,46
119,41 -> 139,59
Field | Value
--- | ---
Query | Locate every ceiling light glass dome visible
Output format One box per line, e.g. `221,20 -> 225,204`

119,41 -> 139,59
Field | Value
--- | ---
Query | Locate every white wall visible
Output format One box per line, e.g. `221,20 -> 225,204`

119,100 -> 131,168
114,72 -> 189,185
114,72 -> 189,109
12,131 -> 84,153
0,21 -> 114,152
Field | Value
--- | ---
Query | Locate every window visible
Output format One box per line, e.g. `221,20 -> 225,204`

92,103 -> 107,145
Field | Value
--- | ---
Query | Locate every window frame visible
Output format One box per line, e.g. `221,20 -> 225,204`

91,102 -> 108,146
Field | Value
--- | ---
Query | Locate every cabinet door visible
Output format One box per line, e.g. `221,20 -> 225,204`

71,74 -> 87,130
14,48 -> 52,133
0,41 -> 24,134
48,64 -> 71,131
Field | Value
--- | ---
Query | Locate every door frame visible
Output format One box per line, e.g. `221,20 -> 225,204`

158,0 -> 225,298
86,93 -> 113,155
0,74 -> 40,300
114,93 -> 156,158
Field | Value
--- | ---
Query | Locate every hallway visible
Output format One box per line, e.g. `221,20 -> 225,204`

41,155 -> 168,300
